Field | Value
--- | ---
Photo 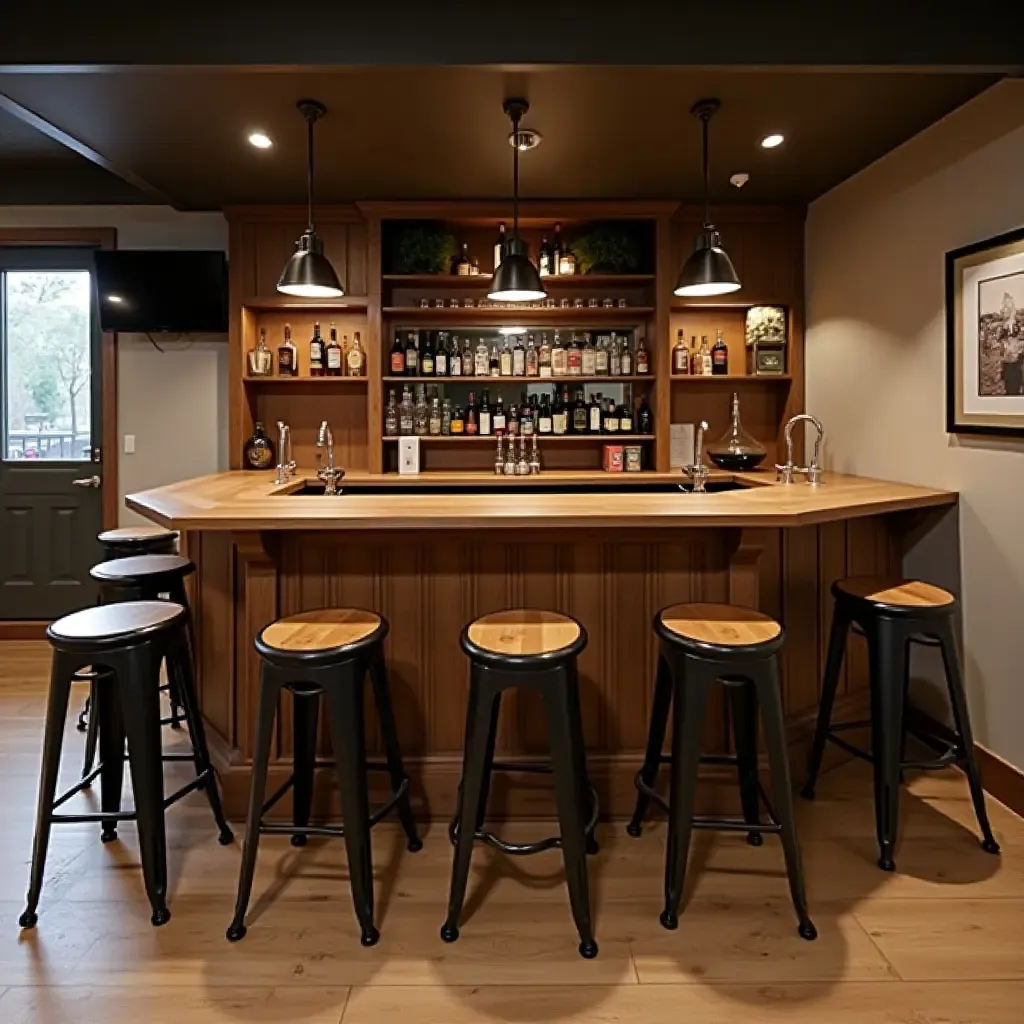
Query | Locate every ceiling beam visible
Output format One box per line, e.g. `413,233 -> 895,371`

0,91 -> 178,207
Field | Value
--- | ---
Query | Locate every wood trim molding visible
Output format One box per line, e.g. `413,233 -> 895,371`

974,744 -> 1024,819
0,227 -> 116,248
0,621 -> 49,640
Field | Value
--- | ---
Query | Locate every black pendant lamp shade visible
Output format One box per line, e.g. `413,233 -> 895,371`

674,99 -> 741,298
489,99 -> 546,303
277,100 -> 344,298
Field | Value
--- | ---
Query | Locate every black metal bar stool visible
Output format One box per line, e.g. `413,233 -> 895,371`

803,576 -> 1000,871
227,608 -> 421,947
19,600 -> 232,930
628,603 -> 816,940
441,609 -> 599,959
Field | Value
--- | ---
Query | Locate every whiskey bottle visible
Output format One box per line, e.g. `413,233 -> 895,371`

463,336 -> 476,377
441,398 -> 452,435
479,390 -> 492,436
552,223 -> 563,275
603,398 -> 620,434
507,401 -> 519,437
609,333 -> 622,376
620,336 -> 634,376
588,392 -> 602,434
567,334 -> 583,376
711,327 -> 729,375
551,331 -> 568,376
399,386 -> 414,435
526,333 -> 539,377
384,390 -> 399,436
489,341 -> 501,377
636,335 -> 650,375
450,405 -> 465,433
449,333 -> 462,376
581,333 -> 597,376
699,335 -> 713,376
421,331 -> 436,377
325,323 -> 343,376
453,242 -> 472,276
309,322 -> 325,377
428,397 -> 442,436
512,334 -> 526,377
673,329 -> 689,375
538,235 -> 552,277
466,392 -> 479,435
493,394 -> 507,435
637,394 -> 654,433
619,400 -> 634,434
520,393 -> 535,435
500,338 -> 513,377
572,388 -> 588,434
537,393 -> 553,434
278,324 -> 297,376
243,421 -> 275,470
347,332 -> 366,377
595,334 -> 610,376
247,327 -> 273,376
390,333 -> 405,376
538,332 -> 552,377
435,331 -> 449,377
405,330 -> 420,376
413,386 -> 429,435
474,337 -> 489,377
494,222 -> 507,272
552,388 -> 569,435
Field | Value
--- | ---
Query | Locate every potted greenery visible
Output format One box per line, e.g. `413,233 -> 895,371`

386,222 -> 459,275
570,223 -> 642,275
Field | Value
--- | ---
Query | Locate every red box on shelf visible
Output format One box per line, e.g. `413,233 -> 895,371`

602,445 -> 624,472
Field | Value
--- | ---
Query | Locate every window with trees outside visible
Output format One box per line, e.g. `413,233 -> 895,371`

3,271 -> 92,461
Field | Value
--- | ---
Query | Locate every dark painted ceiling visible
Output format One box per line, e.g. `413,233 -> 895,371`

0,67 -> 1001,208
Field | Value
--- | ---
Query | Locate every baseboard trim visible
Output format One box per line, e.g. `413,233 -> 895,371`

0,621 -> 49,640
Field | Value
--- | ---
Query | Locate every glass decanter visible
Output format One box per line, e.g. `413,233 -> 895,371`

706,392 -> 768,471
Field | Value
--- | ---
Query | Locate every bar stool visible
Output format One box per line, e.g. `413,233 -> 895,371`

803,577 -> 1000,871
227,608 -> 421,947
19,600 -> 232,930
441,609 -> 599,959
628,603 -> 816,940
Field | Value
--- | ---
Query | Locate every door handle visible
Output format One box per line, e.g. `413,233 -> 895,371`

72,475 -> 102,489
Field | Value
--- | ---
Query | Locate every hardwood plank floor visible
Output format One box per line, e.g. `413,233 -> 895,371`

2,641 -> 1023,1022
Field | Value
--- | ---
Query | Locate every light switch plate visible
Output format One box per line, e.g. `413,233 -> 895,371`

124,434 -> 136,454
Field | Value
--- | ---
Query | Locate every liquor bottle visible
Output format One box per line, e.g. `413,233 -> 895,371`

595,334 -> 609,376
347,332 -> 366,377
324,323 -> 342,376
494,222 -> 507,272
526,333 -> 539,377
637,394 -> 654,433
441,398 -> 452,435
581,333 -> 597,376
552,388 -> 569,435
451,405 -> 465,433
399,386 -> 414,435
489,342 -> 501,377
673,329 -> 689,375
537,393 -> 553,434
474,337 -> 489,377
384,390 -> 399,436
603,398 -> 620,434
567,334 -> 583,376
278,324 -> 298,376
538,236 -> 552,277
699,335 -> 713,376
435,331 -> 449,377
405,331 -> 420,376
453,242 -> 472,276
551,331 -> 568,376
493,394 -> 507,435
620,336 -> 634,376
429,397 -> 442,436
609,333 -> 622,376
463,336 -> 476,377
466,392 -> 479,435
689,335 -> 700,376
500,338 -> 513,377
520,394 -> 535,435
309,322 -> 325,377
507,401 -> 519,437
552,223 -> 563,275
538,332 -> 552,377
390,333 -> 405,376
588,393 -> 602,434
479,390 -> 492,436
619,399 -> 634,434
243,421 -> 275,470
636,335 -> 650,375
449,333 -> 462,376
711,327 -> 729,375
247,327 -> 273,376
512,334 -> 526,376
572,388 -> 588,434
413,386 -> 429,435
421,331 -> 435,377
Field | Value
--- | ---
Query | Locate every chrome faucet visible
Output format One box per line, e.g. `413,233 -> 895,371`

275,421 -> 296,486
777,413 -> 825,485
316,420 -> 344,495
685,420 -> 710,493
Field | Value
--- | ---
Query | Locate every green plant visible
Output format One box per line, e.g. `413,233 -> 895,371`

390,223 -> 459,275
570,224 -> 641,275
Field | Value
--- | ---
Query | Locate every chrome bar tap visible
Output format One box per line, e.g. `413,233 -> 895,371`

685,420 -> 710,493
275,421 -> 296,486
316,420 -> 344,495
777,413 -> 825,485
515,434 -> 530,476
528,435 -> 541,475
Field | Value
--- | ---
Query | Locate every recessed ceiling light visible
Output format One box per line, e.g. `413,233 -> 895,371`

729,172 -> 750,189
248,131 -> 274,150
106,294 -> 124,304
508,128 -> 543,151
760,133 -> 785,149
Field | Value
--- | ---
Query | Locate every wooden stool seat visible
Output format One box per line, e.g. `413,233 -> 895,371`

48,601 -> 185,648
466,609 -> 582,659
98,525 -> 179,546
90,554 -> 192,583
259,609 -> 383,655
834,576 -> 954,610
657,603 -> 782,654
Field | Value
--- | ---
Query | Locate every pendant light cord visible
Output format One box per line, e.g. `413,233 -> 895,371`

701,110 -> 711,229
511,108 -> 521,243
306,112 -> 315,234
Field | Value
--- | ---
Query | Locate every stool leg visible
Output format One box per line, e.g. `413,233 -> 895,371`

727,681 -> 763,847
868,619 -> 907,872
118,646 -> 171,926
290,691 -> 319,848
474,688 -> 502,835
627,652 -> 672,838
169,638 -> 232,845
803,607 -> 850,799
935,620 -> 1000,856
369,652 -> 422,852
96,676 -> 125,844
568,662 -> 599,856
755,659 -> 816,940
20,653 -> 75,929
543,668 -> 598,959
661,659 -> 710,931
441,668 -> 498,944
81,678 -> 100,781
168,581 -> 194,728
323,673 -> 378,947
227,667 -> 280,942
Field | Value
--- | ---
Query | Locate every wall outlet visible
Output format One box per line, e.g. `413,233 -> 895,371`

124,434 -> 136,454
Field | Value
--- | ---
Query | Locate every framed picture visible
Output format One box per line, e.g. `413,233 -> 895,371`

947,225 -> 1024,435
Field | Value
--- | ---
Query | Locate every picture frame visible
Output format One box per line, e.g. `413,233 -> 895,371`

946,225 -> 1024,436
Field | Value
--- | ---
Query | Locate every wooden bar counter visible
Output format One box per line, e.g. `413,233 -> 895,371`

127,469 -> 955,820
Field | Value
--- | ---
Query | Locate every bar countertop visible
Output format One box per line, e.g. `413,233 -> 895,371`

125,469 -> 956,531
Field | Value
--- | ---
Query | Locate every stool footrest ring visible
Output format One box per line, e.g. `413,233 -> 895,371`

634,772 -> 783,836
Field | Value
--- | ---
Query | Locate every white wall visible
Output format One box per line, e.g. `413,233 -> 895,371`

0,205 -> 229,525
806,81 -> 1024,769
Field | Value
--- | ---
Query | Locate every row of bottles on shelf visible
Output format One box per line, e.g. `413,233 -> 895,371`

389,330 -> 650,379
451,222 -> 580,277
385,385 -> 654,438
671,328 -> 729,376
247,323 -> 366,378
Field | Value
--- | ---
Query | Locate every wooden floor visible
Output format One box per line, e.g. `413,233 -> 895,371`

1,639 -> 1023,1023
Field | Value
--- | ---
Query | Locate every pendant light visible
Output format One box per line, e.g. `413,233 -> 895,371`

489,98 -> 546,303
674,98 -> 741,298
277,99 -> 344,298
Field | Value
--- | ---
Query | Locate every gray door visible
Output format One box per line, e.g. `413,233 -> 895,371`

0,248 -> 104,619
